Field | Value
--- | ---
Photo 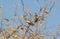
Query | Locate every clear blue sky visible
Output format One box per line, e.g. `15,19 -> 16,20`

0,0 -> 60,39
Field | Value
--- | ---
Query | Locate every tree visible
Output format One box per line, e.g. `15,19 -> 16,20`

0,0 -> 59,39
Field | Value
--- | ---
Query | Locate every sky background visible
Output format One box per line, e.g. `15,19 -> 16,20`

0,0 -> 60,39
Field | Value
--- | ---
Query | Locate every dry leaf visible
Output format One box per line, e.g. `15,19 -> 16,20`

8,26 -> 16,32
20,34 -> 25,39
26,20 -> 34,26
14,13 -> 17,16
40,36 -> 45,39
0,5 -> 2,9
43,8 -> 48,14
0,13 -> 2,17
40,20 -> 43,26
4,18 -> 9,21
20,27 -> 24,30
58,26 -> 60,31
5,31 -> 10,38
21,15 -> 26,19
35,36 -> 45,39
50,36 -> 53,39
5,24 -> 16,32
1,36 -> 5,39
12,33 -> 18,38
